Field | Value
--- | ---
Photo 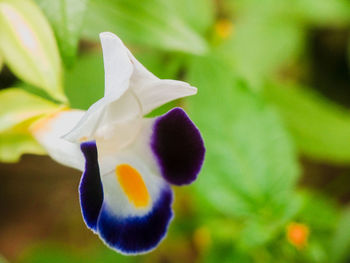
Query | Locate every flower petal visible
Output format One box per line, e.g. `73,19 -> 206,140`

151,108 -> 205,185
132,79 -> 197,115
99,32 -> 198,115
79,141 -> 173,254
100,32 -> 133,98
31,109 -> 85,170
64,90 -> 141,143
97,186 -> 173,255
63,33 -> 134,143
126,43 -> 197,114
64,32 -> 196,142
79,141 -> 104,231
99,156 -> 168,215
99,107 -> 205,186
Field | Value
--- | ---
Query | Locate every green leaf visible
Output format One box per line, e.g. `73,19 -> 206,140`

297,191 -> 339,230
0,55 -> 3,72
234,0 -> 350,26
0,87 -> 58,162
264,83 -> 350,164
168,0 -> 215,34
221,17 -> 303,87
0,88 -> 59,133
291,0 -> 350,26
18,244 -> 80,263
223,0 -> 350,87
187,55 -> 299,219
0,0 -> 65,102
35,0 -> 89,68
18,243 -> 140,263
0,120 -> 46,162
330,207 -> 350,263
82,0 -> 208,54
136,51 -> 185,79
348,39 -> 350,74
64,53 -> 104,110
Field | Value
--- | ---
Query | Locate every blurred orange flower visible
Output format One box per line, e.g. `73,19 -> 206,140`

286,222 -> 310,249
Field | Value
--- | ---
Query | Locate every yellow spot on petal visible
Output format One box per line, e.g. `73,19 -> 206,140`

79,136 -> 88,142
116,164 -> 150,208
286,222 -> 309,249
215,19 -> 234,39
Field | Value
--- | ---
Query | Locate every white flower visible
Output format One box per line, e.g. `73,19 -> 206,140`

31,32 -> 205,255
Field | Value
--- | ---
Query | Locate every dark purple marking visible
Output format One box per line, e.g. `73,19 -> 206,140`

79,141 -> 104,232
151,107 -> 205,186
97,186 -> 173,254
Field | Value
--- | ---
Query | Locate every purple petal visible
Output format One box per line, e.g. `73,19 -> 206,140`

97,186 -> 173,254
79,141 -> 104,232
151,107 -> 205,186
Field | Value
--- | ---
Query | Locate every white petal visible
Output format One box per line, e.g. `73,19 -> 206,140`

96,119 -> 167,217
125,42 -> 197,114
31,109 -> 85,170
97,118 -> 156,175
64,33 -> 135,142
64,90 -> 142,142
100,32 -> 133,97
132,79 -> 197,115
65,32 -> 196,142
100,155 -> 168,218
95,117 -> 142,163
63,96 -> 109,142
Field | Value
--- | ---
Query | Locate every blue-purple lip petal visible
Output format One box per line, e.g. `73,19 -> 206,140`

79,141 -> 104,232
151,107 -> 205,186
79,142 -> 174,255
97,186 -> 173,255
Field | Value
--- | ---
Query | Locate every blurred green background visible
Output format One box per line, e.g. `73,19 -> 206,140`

1,0 -> 350,262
